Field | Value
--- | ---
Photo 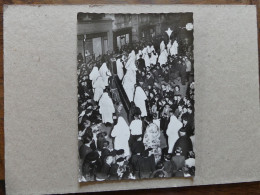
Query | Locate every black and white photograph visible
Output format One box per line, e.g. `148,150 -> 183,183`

77,13 -> 195,182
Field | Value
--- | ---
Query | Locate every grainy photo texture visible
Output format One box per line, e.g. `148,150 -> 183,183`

77,13 -> 195,182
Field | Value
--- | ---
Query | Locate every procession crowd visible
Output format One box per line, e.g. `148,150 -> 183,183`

77,36 -> 195,182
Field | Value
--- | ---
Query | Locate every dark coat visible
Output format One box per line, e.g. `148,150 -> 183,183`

100,163 -> 111,175
163,160 -> 176,177
137,154 -> 156,179
137,58 -> 146,71
131,141 -> 145,155
173,136 -> 193,159
109,164 -> 119,180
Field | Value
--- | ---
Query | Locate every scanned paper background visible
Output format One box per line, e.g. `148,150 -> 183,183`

4,5 -> 260,195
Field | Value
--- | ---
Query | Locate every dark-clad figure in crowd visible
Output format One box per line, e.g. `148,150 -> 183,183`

171,147 -> 185,177
131,136 -> 145,179
137,55 -> 146,72
137,148 -> 155,179
163,154 -> 176,177
173,128 -> 193,159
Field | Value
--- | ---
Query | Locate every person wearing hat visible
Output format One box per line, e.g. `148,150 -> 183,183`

100,155 -> 114,176
162,154 -> 176,177
109,157 -> 126,180
137,148 -> 156,179
151,162 -> 167,178
82,151 -> 100,181
171,147 -> 185,177
115,149 -> 125,160
173,127 -> 193,159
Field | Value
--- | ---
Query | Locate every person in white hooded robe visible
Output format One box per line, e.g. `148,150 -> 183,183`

89,66 -> 100,86
167,40 -> 172,54
166,115 -> 183,154
136,50 -> 143,60
144,53 -> 150,67
99,92 -> 115,124
122,69 -> 136,102
92,76 -> 106,102
134,86 -> 148,117
111,116 -> 131,156
116,57 -> 124,80
150,51 -> 158,65
158,49 -> 168,66
160,40 -> 166,54
170,40 -> 179,56
99,62 -> 112,87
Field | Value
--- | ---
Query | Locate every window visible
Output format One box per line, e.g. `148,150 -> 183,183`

116,33 -> 130,49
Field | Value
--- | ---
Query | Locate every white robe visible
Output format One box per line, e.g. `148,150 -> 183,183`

125,57 -> 137,72
150,45 -> 155,53
89,67 -> 100,85
167,41 -> 172,54
99,63 -> 111,87
160,41 -> 165,54
144,54 -> 150,67
150,52 -> 158,65
142,47 -> 148,56
136,50 -> 142,60
134,86 -> 147,117
158,49 -> 168,66
122,70 -> 136,102
99,92 -> 115,124
166,115 -> 183,153
92,76 -> 105,102
111,117 -> 131,156
116,59 -> 124,80
128,50 -> 135,60
170,40 -> 178,56
147,46 -> 152,54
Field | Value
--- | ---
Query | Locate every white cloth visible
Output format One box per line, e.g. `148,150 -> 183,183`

166,115 -> 183,153
167,41 -> 172,53
99,92 -> 115,124
142,47 -> 148,56
129,50 -> 135,59
99,63 -> 111,86
144,53 -> 150,67
151,45 -> 155,52
147,46 -> 152,54
150,52 -> 158,65
158,49 -> 168,66
116,59 -> 124,80
134,86 -> 147,117
129,119 -> 142,135
160,41 -> 165,54
89,67 -> 100,84
170,40 -> 178,56
92,76 -> 105,102
185,59 -> 192,72
122,70 -> 136,102
111,117 -> 131,156
136,50 -> 142,60
185,158 -> 195,168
